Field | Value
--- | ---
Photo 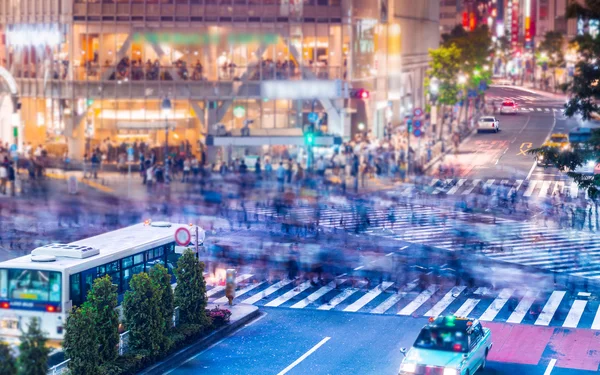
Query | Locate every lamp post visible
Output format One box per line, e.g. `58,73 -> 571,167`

161,97 -> 172,184
429,77 -> 439,139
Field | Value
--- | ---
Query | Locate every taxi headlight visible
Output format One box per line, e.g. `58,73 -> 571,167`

443,368 -> 458,375
538,155 -> 544,161
400,363 -> 416,373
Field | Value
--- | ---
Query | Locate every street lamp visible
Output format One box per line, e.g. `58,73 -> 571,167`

161,97 -> 172,184
458,74 -> 467,85
429,77 -> 440,96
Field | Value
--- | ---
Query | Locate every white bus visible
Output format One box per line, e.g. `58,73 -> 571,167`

0,221 -> 193,344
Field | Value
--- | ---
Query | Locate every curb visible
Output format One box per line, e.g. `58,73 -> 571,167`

138,306 -> 260,375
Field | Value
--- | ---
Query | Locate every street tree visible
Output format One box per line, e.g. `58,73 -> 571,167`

528,1 -> 600,199
426,44 -> 462,139
174,249 -> 210,328
63,306 -> 101,375
0,341 -> 17,375
149,264 -> 175,336
538,31 -> 565,90
86,275 -> 119,362
17,318 -> 50,375
123,272 -> 165,357
562,0 -> 600,120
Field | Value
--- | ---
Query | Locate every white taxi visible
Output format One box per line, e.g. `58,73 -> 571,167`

477,116 -> 499,133
399,316 -> 492,375
500,100 -> 518,114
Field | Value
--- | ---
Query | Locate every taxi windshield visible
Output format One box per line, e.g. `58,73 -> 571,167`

413,327 -> 468,353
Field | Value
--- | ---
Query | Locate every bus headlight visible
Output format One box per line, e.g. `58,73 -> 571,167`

400,363 -> 416,373
443,368 -> 458,375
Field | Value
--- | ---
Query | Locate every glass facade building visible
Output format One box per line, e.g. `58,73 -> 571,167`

0,0 -> 439,162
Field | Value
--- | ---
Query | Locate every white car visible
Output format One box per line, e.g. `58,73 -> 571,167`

500,100 -> 518,114
477,116 -> 499,133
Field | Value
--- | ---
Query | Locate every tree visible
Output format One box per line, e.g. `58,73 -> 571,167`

174,250 -> 210,328
86,275 -> 119,363
538,31 -> 565,90
123,272 -> 164,357
149,264 -> 175,336
17,318 -> 50,375
527,1 -> 600,199
0,341 -> 17,375
426,44 -> 462,140
63,306 -> 101,375
562,0 -> 600,120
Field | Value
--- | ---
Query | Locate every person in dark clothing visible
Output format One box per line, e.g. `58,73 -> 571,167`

239,160 -> 248,174
255,158 -> 261,179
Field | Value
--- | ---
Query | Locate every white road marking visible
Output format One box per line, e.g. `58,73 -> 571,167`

447,179 -> 467,195
214,281 -> 265,304
544,359 -> 557,375
344,282 -> 394,312
291,280 -> 345,309
317,288 -> 360,310
354,265 -> 364,271
526,161 -> 537,180
398,285 -> 438,315
241,279 -> 293,305
569,182 -> 579,198
425,286 -> 466,318
523,180 -> 538,197
562,300 -> 587,328
462,179 -> 481,195
507,290 -> 538,323
479,289 -> 514,321
265,281 -> 313,307
538,180 -> 552,198
276,337 -> 331,375
371,283 -> 417,314
206,274 -> 253,297
591,305 -> 600,330
535,291 -> 566,326
454,298 -> 480,317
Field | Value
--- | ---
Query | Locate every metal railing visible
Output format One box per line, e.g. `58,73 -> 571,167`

48,359 -> 70,375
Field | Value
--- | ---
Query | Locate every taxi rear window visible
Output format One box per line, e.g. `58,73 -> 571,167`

413,327 -> 468,353
550,135 -> 568,143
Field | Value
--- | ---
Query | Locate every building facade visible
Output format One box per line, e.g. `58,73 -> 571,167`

0,0 -> 438,162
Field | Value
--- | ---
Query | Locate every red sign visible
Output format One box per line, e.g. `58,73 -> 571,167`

462,12 -> 468,29
511,1 -> 519,47
174,227 -> 191,246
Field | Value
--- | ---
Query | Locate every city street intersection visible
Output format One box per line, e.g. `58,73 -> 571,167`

1,85 -> 599,374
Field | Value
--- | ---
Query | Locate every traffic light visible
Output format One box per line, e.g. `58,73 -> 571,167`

86,98 -> 94,106
351,89 -> 370,100
305,132 -> 315,145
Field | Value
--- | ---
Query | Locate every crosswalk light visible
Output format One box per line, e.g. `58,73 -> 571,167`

87,98 -> 94,106
305,133 -> 314,145
351,89 -> 370,100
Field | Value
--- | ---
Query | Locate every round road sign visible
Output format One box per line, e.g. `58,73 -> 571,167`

174,227 -> 191,246
413,108 -> 423,117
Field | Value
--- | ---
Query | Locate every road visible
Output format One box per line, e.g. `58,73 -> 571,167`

168,308 -> 600,375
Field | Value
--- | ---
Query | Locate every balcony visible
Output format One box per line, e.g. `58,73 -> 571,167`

14,63 -> 342,100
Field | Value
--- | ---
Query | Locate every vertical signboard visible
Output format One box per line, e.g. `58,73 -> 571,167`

511,0 -> 519,50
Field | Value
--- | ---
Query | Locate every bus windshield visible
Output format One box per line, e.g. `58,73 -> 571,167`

0,269 -> 61,303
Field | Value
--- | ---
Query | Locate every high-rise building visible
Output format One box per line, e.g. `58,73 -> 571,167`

440,0 -> 463,36
0,0 -> 438,163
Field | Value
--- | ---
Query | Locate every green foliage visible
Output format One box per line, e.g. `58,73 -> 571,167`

539,31 -> 565,70
17,318 -> 50,375
174,250 -> 210,328
86,275 -> 119,362
442,25 -> 493,88
149,264 -> 175,336
64,306 -> 101,375
123,272 -> 165,357
0,341 -> 17,375
426,44 -> 462,105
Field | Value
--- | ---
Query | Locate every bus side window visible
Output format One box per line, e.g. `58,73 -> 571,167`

70,273 -> 82,306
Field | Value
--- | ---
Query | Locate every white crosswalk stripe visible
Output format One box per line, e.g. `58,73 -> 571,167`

535,291 -> 566,326
563,300 -> 587,328
207,275 -> 599,329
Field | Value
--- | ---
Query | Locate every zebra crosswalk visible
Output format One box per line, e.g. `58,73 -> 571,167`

402,178 -> 584,200
207,276 -> 600,330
